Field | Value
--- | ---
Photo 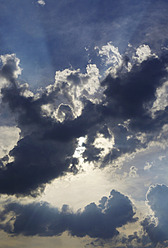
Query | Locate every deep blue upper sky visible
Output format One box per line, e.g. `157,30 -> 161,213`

0,0 -> 167,88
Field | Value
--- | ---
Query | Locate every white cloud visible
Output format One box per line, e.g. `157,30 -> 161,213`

44,64 -> 101,120
0,54 -> 22,101
0,77 -> 8,96
93,133 -> 115,158
144,162 -> 153,171
73,136 -> 86,166
129,166 -> 139,178
37,0 -> 46,6
95,42 -> 122,77
41,103 -> 53,118
95,43 -> 158,78
95,42 -> 122,66
0,126 -> 20,158
0,53 -> 22,79
133,44 -> 157,64
150,80 -> 168,117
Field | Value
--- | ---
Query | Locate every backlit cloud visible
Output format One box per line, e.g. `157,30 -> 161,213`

142,184 -> 168,244
0,190 -> 136,239
0,46 -> 168,198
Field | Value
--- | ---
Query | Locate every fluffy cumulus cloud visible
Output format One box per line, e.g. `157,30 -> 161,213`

0,190 -> 136,239
49,63 -> 101,118
132,44 -> 157,64
142,184 -> 168,244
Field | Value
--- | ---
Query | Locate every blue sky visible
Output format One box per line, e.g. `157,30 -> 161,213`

0,0 -> 157,87
0,0 -> 168,247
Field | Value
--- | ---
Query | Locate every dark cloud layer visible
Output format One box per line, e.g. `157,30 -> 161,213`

142,184 -> 168,244
0,190 -> 136,239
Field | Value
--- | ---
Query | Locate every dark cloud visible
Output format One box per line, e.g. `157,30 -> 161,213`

142,184 -> 168,244
0,135 -> 76,196
102,56 -> 167,121
88,230 -> 159,248
0,54 -> 102,196
118,232 -> 156,248
43,101 -> 102,142
1,49 -> 168,197
0,190 -> 137,239
83,54 -> 168,165
0,56 -> 79,196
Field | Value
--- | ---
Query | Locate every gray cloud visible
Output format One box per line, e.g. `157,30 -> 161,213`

142,185 -> 168,246
142,184 -> 168,244
0,190 -> 137,239
83,54 -> 168,165
0,55 -> 80,196
1,50 -> 168,197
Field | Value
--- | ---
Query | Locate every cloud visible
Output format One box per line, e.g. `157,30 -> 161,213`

101,55 -> 167,121
52,64 -> 101,118
1,48 -> 168,197
0,126 -> 20,158
95,42 -> 122,77
0,190 -> 137,239
142,184 -> 168,244
91,232 -> 155,248
0,54 -> 22,101
37,0 -> 46,6
83,52 -> 168,165
150,80 -> 168,117
132,44 -> 157,64
0,54 -> 102,196
0,54 -> 22,80
0,55 -> 80,196
144,162 -> 153,171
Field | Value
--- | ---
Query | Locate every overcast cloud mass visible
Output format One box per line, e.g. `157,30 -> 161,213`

0,0 -> 168,247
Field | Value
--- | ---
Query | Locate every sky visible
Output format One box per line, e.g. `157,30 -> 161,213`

0,0 -> 168,247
